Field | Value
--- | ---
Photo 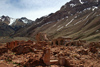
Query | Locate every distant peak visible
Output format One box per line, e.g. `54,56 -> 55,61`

21,17 -> 27,19
1,15 -> 9,18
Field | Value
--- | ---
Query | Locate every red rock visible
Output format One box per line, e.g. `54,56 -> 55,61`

50,60 -> 58,65
78,49 -> 88,55
26,40 -> 33,43
43,49 -> 50,65
14,41 -> 19,47
24,58 -> 45,66
65,59 -> 73,67
0,63 -> 13,67
43,33 -> 49,41
36,33 -> 41,42
12,45 -> 33,55
89,46 -> 98,53
58,56 -> 66,66
0,47 -> 8,56
52,39 -> 57,45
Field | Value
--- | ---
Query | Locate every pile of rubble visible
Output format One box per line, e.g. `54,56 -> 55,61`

0,40 -> 51,67
0,33 -> 100,67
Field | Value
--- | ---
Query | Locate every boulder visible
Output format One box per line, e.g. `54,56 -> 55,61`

12,45 -> 33,55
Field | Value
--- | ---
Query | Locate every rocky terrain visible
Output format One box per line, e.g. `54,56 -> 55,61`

0,0 -> 100,66
0,33 -> 100,67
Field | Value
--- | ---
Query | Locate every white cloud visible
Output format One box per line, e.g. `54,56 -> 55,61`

0,0 -> 70,20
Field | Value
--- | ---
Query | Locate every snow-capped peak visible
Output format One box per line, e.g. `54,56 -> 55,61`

9,18 -> 16,25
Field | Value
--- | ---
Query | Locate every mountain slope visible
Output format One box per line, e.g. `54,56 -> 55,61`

0,22 -> 15,36
13,0 -> 100,41
0,16 -> 34,30
0,16 -> 34,37
7,0 -> 100,41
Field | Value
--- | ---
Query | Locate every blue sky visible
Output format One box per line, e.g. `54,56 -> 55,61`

0,0 -> 70,20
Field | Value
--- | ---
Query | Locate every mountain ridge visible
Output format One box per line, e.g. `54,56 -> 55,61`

0,15 -> 34,31
0,0 -> 100,41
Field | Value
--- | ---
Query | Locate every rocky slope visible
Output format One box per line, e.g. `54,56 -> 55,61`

0,22 -> 15,36
14,0 -> 100,41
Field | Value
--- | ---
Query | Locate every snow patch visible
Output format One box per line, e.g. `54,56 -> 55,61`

71,14 -> 73,16
83,13 -> 94,25
41,22 -> 52,27
74,20 -> 82,25
83,13 -> 91,21
53,24 -> 56,27
9,18 -> 16,25
22,19 -> 28,23
79,0 -> 84,4
66,19 -> 74,26
46,21 -> 52,24
57,26 -> 64,31
92,6 -> 98,11
78,11 -> 82,14
96,14 -> 100,16
61,18 -> 64,20
66,16 -> 68,18
2,18 -> 5,21
58,25 -> 61,28
84,21 -> 89,25
83,8 -> 91,12
75,16 -> 77,18
96,30 -> 99,32
70,4 -> 76,7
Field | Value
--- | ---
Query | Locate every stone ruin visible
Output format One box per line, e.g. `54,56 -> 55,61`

0,33 -> 100,67
52,36 -> 72,46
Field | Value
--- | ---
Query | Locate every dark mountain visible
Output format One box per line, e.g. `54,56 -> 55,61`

0,15 -> 10,25
0,22 -> 15,36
